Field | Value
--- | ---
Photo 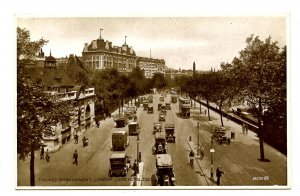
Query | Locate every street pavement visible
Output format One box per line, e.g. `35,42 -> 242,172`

17,93 -> 287,187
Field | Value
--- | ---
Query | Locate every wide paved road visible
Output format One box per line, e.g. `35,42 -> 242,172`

140,94 -> 208,186
18,93 -> 287,186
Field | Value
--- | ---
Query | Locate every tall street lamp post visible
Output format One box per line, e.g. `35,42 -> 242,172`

137,135 -> 140,174
210,135 -> 215,181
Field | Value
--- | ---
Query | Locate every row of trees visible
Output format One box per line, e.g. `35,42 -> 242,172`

17,27 -> 73,186
18,26 -> 172,186
176,35 -> 287,159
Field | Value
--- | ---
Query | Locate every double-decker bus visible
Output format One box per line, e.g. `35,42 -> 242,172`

178,97 -> 191,117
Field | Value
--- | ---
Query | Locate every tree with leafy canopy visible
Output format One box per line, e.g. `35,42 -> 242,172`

194,72 -> 216,121
209,70 -> 235,127
231,35 -> 286,161
63,55 -> 90,85
17,27 -> 73,186
151,72 -> 167,90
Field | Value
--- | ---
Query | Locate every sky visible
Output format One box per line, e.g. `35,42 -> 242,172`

17,17 -> 286,71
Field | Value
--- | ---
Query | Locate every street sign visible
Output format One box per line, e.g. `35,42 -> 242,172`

210,149 -> 215,153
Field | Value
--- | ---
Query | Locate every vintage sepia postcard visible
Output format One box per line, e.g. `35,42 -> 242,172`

16,16 -> 289,189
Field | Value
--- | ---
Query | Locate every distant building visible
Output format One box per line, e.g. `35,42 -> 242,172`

137,57 -> 166,78
24,51 -> 96,152
82,33 -> 136,73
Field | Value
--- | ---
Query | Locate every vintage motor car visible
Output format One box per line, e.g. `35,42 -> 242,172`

158,103 -> 162,111
171,95 -> 177,103
212,127 -> 231,144
112,128 -> 129,151
148,106 -> 154,114
109,153 -> 130,177
159,96 -> 164,102
143,100 -> 149,111
165,103 -> 171,110
165,124 -> 176,143
133,115 -> 138,122
128,122 -> 141,136
148,95 -> 153,103
153,132 -> 167,154
154,154 -> 176,186
114,114 -> 128,128
159,114 -> 166,122
127,106 -> 137,114
160,105 -> 166,112
153,122 -> 162,134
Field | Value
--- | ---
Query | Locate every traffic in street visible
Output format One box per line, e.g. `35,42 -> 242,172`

17,91 -> 287,186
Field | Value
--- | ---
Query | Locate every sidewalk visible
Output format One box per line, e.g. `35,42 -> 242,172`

130,161 -> 144,186
187,99 -> 287,186
187,140 -> 213,186
17,105 -> 124,186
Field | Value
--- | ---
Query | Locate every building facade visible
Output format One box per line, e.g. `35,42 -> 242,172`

26,51 -> 96,152
137,57 -> 166,78
82,36 -> 136,73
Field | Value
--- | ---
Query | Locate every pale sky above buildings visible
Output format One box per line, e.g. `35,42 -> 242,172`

17,17 -> 286,70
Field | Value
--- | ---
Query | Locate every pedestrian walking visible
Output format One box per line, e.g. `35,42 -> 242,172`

104,112 -> 106,120
74,133 -> 79,144
245,124 -> 248,135
45,149 -> 50,162
216,165 -> 225,185
96,120 -> 99,128
242,123 -> 246,135
40,147 -> 44,160
73,150 -> 78,165
204,109 -> 207,116
82,136 -> 88,148
133,159 -> 138,176
200,146 -> 205,160
189,150 -> 195,166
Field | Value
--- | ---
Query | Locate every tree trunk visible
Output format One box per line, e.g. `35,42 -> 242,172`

119,99 -> 121,114
30,146 -> 35,186
199,96 -> 202,114
258,97 -> 265,160
207,98 -> 211,121
220,103 -> 224,127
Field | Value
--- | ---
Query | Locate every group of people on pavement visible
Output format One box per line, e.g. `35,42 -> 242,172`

40,147 -> 50,162
40,110 -> 113,168
189,144 -> 225,185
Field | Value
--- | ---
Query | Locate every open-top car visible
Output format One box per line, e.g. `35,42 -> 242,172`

153,122 -> 162,134
165,124 -> 176,143
154,154 -> 176,186
153,132 -> 167,154
212,127 -> 231,144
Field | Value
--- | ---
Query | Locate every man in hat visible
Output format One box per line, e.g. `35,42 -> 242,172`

216,165 -> 225,185
73,150 -> 78,165
40,146 -> 44,160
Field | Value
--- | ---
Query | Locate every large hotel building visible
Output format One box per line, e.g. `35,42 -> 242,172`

82,31 -> 166,77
